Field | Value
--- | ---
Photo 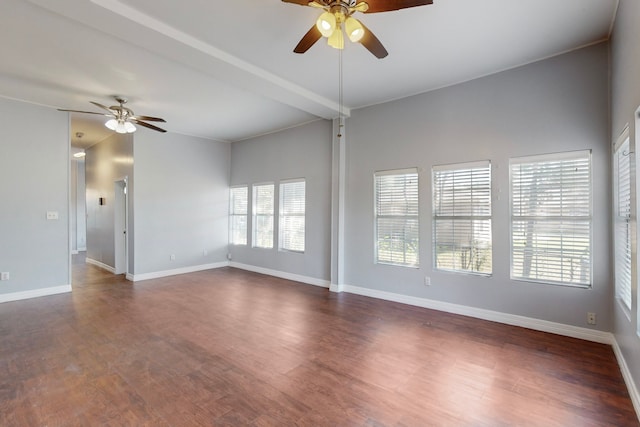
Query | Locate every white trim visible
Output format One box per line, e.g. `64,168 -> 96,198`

329,283 -> 344,293
432,159 -> 491,171
339,284 -> 613,344
279,177 -> 305,185
86,257 -> 116,273
71,250 -> 79,255
614,125 -> 630,152
229,262 -> 329,288
612,339 -> 640,421
374,167 -> 419,177
510,149 -> 592,164
129,262 -> 229,282
0,285 -> 72,303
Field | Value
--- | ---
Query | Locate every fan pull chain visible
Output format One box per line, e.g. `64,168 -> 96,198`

337,44 -> 344,138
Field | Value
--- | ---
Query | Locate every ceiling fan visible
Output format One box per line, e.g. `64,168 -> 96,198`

59,96 -> 167,133
282,0 -> 433,58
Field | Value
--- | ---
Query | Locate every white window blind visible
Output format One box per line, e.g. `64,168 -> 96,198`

614,132 -> 632,310
433,161 -> 492,275
375,169 -> 419,267
510,151 -> 592,287
253,183 -> 274,249
279,179 -> 305,252
229,186 -> 248,245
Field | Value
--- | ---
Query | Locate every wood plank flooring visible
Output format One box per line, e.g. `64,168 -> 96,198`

0,256 -> 637,426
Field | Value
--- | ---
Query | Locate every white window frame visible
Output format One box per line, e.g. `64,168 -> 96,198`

229,186 -> 248,246
510,150 -> 592,288
614,127 -> 632,314
636,108 -> 640,339
252,183 -> 274,249
374,168 -> 419,268
432,160 -> 492,276
279,179 -> 306,253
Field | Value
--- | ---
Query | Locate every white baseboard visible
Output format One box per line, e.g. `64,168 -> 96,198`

339,284 -> 613,345
129,262 -> 229,282
612,340 -> 640,420
85,258 -> 115,274
330,283 -> 344,293
0,285 -> 72,303
229,262 -> 330,288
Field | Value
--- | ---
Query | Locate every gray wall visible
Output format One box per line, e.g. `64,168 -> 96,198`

133,132 -> 230,275
85,133 -> 134,269
230,119 -> 333,281
0,97 -> 69,294
611,0 -> 640,401
345,43 -> 611,329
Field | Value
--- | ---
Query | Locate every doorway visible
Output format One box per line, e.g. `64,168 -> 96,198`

114,178 -> 128,275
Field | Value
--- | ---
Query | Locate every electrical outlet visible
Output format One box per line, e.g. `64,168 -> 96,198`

587,312 -> 597,325
1,272 -> 9,281
170,254 -> 176,261
424,276 -> 431,286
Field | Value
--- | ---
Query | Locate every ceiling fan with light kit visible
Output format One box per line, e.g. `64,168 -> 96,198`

59,96 -> 167,133
282,0 -> 433,58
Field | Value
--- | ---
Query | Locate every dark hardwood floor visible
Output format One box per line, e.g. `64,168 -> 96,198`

0,256 -> 637,426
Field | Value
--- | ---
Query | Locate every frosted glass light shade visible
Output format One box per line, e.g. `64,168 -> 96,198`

327,27 -> 344,49
316,12 -> 336,37
105,119 -> 118,131
345,17 -> 364,42
106,118 -> 136,133
115,121 -> 127,134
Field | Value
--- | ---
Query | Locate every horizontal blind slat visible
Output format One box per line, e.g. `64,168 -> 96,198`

375,171 -> 419,267
280,180 -> 306,252
433,162 -> 492,274
510,151 -> 591,286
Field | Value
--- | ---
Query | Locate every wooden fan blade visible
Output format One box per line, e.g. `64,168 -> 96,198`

132,115 -> 166,123
131,119 -> 167,133
57,109 -> 112,117
90,101 -> 115,112
281,0 -> 313,5
294,25 -> 323,54
359,22 -> 388,58
362,0 -> 433,13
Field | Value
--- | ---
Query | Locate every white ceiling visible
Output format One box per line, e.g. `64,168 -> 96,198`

0,0 -> 617,148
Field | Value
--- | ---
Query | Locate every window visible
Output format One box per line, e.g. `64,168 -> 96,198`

614,129 -> 632,311
510,151 -> 592,287
229,186 -> 248,245
279,179 -> 306,252
433,161 -> 492,275
253,183 -> 274,249
374,169 -> 419,267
